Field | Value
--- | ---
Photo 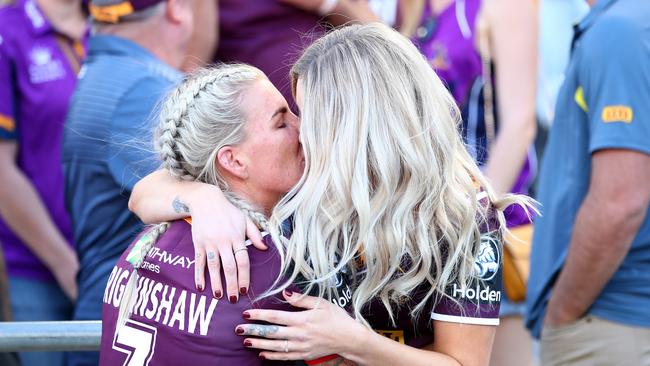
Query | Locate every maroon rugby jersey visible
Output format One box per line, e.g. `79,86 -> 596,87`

100,220 -> 351,365
364,191 -> 503,348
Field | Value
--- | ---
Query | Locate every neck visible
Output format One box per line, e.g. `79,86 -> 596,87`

37,0 -> 86,39
139,36 -> 185,70
229,183 -> 277,218
96,24 -> 185,70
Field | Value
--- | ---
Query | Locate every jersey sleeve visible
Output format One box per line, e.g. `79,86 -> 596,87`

581,18 -> 650,156
431,229 -> 502,326
0,31 -> 17,140
107,77 -> 170,192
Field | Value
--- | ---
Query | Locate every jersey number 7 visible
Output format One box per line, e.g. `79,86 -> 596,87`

112,319 -> 158,366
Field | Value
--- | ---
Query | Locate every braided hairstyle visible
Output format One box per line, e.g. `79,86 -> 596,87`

117,64 -> 271,328
155,63 -> 269,229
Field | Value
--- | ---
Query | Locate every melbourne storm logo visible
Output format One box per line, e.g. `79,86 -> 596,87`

473,232 -> 500,281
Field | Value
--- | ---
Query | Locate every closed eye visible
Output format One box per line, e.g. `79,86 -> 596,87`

270,106 -> 288,121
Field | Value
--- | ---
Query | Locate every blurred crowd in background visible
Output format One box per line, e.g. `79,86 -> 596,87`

1,0 -> 649,365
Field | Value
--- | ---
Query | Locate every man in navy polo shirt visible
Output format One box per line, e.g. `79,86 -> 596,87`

62,0 -> 195,364
526,0 -> 650,364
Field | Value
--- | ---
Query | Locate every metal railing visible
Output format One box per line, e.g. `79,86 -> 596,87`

0,321 -> 101,352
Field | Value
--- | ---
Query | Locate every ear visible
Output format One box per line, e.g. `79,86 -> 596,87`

216,146 -> 249,180
165,0 -> 191,25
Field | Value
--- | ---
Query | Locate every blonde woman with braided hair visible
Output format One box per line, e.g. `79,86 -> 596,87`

130,23 -> 533,365
99,64 -> 353,365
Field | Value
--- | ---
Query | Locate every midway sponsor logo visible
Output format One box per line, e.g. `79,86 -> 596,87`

146,247 -> 195,270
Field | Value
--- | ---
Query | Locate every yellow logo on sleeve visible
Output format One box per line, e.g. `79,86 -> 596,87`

602,105 -> 633,123
574,87 -> 588,112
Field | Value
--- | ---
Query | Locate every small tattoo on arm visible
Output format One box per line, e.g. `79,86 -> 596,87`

172,196 -> 190,214
248,325 -> 279,337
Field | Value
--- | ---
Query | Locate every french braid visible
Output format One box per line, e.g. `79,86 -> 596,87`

157,70 -> 223,181
224,192 -> 270,232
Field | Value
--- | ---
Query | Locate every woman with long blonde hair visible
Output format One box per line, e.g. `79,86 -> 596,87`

130,23 -> 531,365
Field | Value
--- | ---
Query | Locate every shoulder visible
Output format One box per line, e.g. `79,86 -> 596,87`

582,6 -> 649,62
107,75 -> 175,136
475,190 -> 501,234
119,75 -> 176,104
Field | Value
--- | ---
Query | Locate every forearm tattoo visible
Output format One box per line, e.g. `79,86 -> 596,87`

172,196 -> 190,214
248,324 -> 279,337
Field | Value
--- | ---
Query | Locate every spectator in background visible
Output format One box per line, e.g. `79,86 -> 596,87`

62,0 -> 198,364
526,0 -> 650,364
399,1 -> 538,365
216,0 -> 378,108
0,1 -> 87,365
181,0 -> 218,72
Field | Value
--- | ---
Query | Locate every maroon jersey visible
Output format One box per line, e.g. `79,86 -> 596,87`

100,220 -> 351,365
365,191 -> 503,347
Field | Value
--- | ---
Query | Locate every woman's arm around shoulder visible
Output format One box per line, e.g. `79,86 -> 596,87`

128,169 -> 265,303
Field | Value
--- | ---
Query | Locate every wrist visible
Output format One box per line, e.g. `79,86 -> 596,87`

186,183 -> 225,213
338,322 -> 373,365
546,296 -> 580,326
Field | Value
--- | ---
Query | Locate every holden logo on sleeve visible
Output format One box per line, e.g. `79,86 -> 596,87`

29,47 -> 65,83
473,232 -> 500,281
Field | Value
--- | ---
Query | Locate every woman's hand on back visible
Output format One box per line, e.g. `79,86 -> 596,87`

235,291 -> 367,361
129,169 -> 266,303
187,183 -> 266,302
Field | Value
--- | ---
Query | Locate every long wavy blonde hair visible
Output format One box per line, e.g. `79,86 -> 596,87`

268,23 -> 529,325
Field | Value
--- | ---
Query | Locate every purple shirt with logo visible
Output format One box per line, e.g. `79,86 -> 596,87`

0,0 -> 86,281
363,193 -> 502,347
100,220 -> 353,365
217,1 -> 323,106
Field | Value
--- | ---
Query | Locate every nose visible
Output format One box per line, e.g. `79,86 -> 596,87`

287,112 -> 302,146
287,111 -> 301,131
